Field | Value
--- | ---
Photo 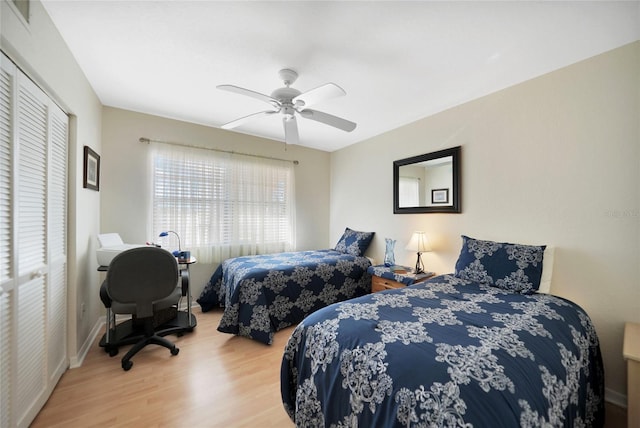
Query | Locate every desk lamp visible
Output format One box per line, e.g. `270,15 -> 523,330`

159,231 -> 181,256
405,231 -> 431,274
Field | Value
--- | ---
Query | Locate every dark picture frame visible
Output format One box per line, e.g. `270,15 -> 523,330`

431,188 -> 449,204
83,145 -> 100,191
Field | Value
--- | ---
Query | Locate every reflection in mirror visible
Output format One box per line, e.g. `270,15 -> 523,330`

398,156 -> 453,208
393,146 -> 461,214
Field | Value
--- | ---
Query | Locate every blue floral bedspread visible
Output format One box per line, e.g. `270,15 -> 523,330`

281,274 -> 605,427
197,250 -> 372,344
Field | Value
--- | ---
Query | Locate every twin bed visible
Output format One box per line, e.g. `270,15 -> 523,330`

280,236 -> 605,427
197,228 -> 375,344
280,274 -> 604,426
199,233 -> 605,427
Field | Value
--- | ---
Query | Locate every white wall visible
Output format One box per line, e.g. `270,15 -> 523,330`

101,107 -> 331,298
330,41 -> 639,403
1,0 -> 103,364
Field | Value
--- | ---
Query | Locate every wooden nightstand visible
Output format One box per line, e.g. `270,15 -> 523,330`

624,322 -> 640,428
368,265 -> 435,293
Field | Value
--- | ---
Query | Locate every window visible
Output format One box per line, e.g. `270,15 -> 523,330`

398,176 -> 420,207
150,143 -> 295,264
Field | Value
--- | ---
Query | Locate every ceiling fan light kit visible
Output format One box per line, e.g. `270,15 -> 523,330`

217,68 -> 356,146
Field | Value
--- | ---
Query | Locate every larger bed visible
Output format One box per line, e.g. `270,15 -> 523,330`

280,236 -> 605,427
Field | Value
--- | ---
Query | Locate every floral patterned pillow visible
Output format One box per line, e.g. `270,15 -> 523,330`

334,227 -> 375,257
454,235 -> 546,294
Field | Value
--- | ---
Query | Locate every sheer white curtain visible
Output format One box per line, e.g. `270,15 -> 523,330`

149,143 -> 295,264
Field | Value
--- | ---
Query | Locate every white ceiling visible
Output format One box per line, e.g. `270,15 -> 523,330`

41,1 -> 640,152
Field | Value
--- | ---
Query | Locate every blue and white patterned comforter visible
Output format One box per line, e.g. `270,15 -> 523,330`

281,274 -> 604,427
197,250 -> 372,344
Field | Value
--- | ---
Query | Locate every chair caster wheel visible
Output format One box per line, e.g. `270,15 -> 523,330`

171,347 -> 179,356
122,360 -> 133,371
107,347 -> 119,357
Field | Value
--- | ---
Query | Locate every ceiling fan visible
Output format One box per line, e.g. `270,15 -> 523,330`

217,69 -> 356,146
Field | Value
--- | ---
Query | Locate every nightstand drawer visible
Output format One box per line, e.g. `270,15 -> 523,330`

372,275 -> 405,292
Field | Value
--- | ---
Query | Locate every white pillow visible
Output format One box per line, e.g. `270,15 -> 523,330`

537,247 -> 555,294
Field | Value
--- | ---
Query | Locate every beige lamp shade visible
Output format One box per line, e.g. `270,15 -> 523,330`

405,231 -> 431,253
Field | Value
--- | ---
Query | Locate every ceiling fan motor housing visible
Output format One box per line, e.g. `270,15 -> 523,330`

271,86 -> 301,103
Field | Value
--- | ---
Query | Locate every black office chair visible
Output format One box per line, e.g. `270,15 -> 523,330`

103,246 -> 182,370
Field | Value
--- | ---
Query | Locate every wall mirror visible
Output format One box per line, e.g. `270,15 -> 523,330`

393,146 -> 461,214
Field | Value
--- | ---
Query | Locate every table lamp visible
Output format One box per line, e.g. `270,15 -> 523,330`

159,231 -> 181,256
405,231 -> 431,274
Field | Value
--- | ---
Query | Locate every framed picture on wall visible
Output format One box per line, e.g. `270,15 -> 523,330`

83,145 -> 100,191
431,188 -> 449,204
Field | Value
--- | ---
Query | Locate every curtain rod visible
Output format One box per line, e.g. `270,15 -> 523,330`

139,137 -> 299,165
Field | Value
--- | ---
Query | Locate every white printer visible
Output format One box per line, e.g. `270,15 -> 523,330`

96,233 -> 147,267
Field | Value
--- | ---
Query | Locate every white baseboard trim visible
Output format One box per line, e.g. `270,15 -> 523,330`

605,387 -> 627,409
69,317 -> 105,368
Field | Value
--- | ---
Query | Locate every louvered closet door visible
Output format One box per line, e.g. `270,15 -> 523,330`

0,52 -> 68,428
0,53 -> 16,428
16,64 -> 49,428
46,97 -> 67,385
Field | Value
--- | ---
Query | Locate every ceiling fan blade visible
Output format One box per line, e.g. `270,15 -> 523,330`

292,83 -> 346,108
299,109 -> 357,132
283,116 -> 300,146
217,84 -> 280,108
221,110 -> 277,130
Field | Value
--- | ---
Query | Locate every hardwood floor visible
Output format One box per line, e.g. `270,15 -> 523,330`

31,308 -> 294,428
605,401 -> 628,428
32,307 -> 628,428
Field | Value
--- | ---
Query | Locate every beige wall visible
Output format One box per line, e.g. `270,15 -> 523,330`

330,41 -> 640,403
1,0 -> 103,365
101,107 -> 331,298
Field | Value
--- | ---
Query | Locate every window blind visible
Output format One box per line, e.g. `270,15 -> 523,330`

151,143 -> 295,263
